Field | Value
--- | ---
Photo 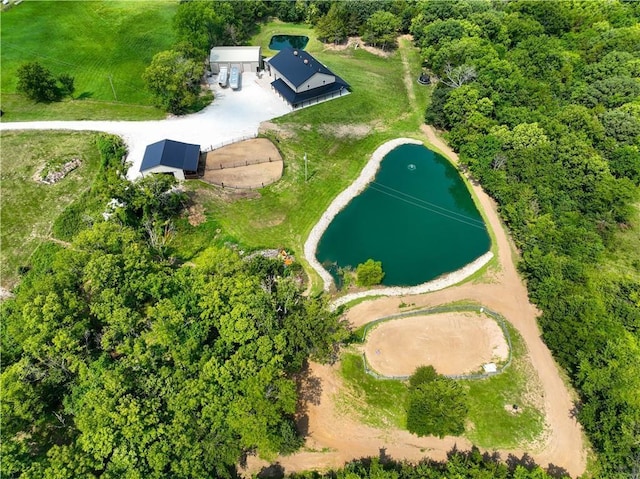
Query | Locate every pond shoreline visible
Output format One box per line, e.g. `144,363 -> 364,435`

303,137 -> 493,304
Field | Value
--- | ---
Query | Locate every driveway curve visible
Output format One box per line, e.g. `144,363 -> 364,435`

0,74 -> 290,180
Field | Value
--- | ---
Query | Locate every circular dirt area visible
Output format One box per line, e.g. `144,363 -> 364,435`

363,312 -> 509,376
202,138 -> 283,189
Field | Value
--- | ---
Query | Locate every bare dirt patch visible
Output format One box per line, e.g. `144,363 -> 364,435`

259,121 -> 296,139
186,204 -> 206,226
201,138 -> 283,189
363,312 -> 508,377
322,36 -> 394,58
318,123 -> 372,139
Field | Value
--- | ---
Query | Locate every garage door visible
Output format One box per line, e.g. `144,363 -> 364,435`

242,62 -> 255,73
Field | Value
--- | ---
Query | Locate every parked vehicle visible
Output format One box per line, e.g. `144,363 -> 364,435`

218,66 -> 228,87
229,66 -> 240,90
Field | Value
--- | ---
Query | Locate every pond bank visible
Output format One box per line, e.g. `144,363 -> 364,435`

303,137 -> 493,304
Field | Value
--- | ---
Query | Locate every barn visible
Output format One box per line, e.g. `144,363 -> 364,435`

139,139 -> 201,180
265,47 -> 350,109
209,46 -> 262,74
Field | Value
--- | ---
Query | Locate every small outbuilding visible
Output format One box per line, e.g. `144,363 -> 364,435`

265,48 -> 350,109
209,46 -> 262,74
140,139 -> 201,180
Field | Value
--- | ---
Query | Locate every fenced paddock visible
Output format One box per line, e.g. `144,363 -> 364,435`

200,137 -> 283,189
359,305 -> 513,381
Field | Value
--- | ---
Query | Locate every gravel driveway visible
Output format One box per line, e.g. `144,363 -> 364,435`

0,73 -> 291,179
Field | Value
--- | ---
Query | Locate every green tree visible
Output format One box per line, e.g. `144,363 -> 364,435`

362,11 -> 401,50
16,62 -> 60,102
405,366 -> 468,438
355,259 -> 385,286
173,0 -> 233,56
143,50 -> 205,114
315,2 -> 348,44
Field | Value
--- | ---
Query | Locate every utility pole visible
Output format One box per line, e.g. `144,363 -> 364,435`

304,152 -> 308,182
108,75 -> 117,101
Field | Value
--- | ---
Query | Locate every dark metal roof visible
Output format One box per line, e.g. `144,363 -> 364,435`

140,139 -> 200,172
268,48 -> 335,88
271,76 -> 350,106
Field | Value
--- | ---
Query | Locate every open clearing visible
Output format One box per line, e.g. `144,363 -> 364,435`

363,312 -> 508,377
0,1 -> 175,121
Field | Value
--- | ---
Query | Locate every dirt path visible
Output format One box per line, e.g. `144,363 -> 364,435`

399,35 -> 417,110
244,126 -> 587,478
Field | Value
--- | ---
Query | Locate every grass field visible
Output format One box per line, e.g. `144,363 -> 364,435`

337,320 -> 545,448
181,24 -> 434,289
0,1 -> 176,121
0,131 -> 101,289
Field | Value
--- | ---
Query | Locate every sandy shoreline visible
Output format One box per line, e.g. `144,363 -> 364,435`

302,137 -> 493,304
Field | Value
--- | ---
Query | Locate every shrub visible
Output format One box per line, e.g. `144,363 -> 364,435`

355,259 -> 385,286
408,365 -> 439,388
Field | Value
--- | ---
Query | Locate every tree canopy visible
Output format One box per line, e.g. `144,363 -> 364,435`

413,1 -> 640,476
16,62 -> 74,103
143,50 -> 205,114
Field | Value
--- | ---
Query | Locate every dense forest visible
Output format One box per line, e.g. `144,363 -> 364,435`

287,450 -> 568,478
2,1 -> 639,478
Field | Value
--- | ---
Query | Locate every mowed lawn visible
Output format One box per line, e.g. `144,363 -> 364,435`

0,131 -> 101,289
0,1 -> 177,121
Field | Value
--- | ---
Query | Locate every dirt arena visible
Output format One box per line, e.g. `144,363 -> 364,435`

363,312 -> 509,377
202,138 -> 282,189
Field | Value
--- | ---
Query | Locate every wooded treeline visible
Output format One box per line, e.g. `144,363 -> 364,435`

286,448 -> 565,478
412,1 -> 639,478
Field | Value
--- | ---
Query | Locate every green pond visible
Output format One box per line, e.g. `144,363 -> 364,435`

268,34 -> 309,51
316,143 -> 491,287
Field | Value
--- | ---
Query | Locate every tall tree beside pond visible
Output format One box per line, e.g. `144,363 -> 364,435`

362,11 -> 402,50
